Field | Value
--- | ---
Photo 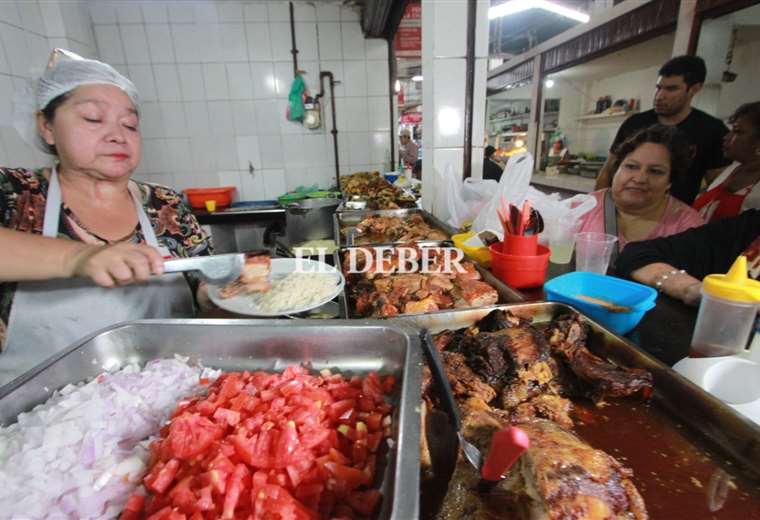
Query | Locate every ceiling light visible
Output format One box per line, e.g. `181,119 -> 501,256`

394,79 -> 401,93
544,79 -> 554,88
489,0 -> 590,23
412,75 -> 423,82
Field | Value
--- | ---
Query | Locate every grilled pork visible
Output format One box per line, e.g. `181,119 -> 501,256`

218,253 -> 271,298
437,412 -> 648,520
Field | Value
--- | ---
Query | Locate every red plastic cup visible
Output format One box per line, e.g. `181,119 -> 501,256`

503,234 -> 538,256
489,243 -> 550,289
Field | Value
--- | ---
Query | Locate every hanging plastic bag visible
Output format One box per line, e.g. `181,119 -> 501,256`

287,74 -> 306,121
444,163 -> 470,229
472,153 -> 534,233
471,152 -> 596,239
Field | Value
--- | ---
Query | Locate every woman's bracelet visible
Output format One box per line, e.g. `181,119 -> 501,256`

654,269 -> 686,292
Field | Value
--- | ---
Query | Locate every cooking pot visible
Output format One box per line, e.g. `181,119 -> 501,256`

284,197 -> 340,245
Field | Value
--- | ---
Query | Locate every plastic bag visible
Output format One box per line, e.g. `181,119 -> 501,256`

471,153 -> 534,233
443,165 -> 499,229
471,152 -> 596,239
444,164 -> 470,229
287,74 -> 305,121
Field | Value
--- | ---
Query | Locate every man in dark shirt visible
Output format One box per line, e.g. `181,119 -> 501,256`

595,55 -> 730,204
483,146 -> 504,181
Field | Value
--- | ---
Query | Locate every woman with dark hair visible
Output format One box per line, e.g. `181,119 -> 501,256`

483,146 -> 503,181
693,102 -> 760,221
577,124 -> 704,251
0,49 -> 212,385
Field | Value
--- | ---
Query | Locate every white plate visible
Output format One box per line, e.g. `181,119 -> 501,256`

207,258 -> 345,317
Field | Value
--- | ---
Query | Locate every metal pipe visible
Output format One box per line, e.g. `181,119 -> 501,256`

387,37 -> 396,170
289,1 -> 299,77
316,71 -> 341,189
462,0 -> 477,179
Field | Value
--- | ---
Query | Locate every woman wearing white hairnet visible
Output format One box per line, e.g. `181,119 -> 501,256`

0,50 -> 212,385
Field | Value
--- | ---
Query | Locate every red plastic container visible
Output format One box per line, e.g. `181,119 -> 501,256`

489,242 -> 550,289
183,187 -> 237,209
503,234 -> 538,256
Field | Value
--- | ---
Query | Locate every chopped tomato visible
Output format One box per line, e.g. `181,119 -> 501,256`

131,366 -> 393,519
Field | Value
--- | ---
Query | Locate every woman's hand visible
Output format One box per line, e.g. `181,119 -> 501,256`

66,242 -> 165,288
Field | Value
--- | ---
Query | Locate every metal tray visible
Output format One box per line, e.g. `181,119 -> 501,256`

399,303 -> 760,518
0,319 -> 422,520
335,246 -> 523,320
334,209 -> 455,247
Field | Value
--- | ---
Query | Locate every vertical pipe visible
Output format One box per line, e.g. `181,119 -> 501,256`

387,37 -> 396,171
316,72 -> 341,189
289,2 -> 299,77
462,0 -> 477,179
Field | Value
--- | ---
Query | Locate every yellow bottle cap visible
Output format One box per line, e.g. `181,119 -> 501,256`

702,256 -> 760,303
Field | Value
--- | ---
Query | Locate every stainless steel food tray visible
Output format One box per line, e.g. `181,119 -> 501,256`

334,208 -> 455,247
335,246 -> 524,320
0,319 -> 422,520
400,303 -> 760,517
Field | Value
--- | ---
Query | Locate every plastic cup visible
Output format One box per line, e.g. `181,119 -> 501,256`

689,292 -> 759,358
574,232 -> 617,274
503,234 -> 538,256
548,218 -> 581,264
205,199 -> 217,212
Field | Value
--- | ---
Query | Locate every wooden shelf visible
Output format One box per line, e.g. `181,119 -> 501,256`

576,111 -> 637,122
502,131 -> 528,137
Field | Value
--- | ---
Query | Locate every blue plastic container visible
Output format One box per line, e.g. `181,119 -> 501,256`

544,272 -> 657,335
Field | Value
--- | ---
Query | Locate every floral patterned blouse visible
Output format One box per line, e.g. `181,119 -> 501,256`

0,167 -> 213,351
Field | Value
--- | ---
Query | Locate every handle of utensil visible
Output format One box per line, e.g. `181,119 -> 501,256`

419,329 -> 462,432
480,426 -> 530,481
163,257 -> 205,274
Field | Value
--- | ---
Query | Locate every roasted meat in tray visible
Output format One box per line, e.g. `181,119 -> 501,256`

348,213 -> 449,245
421,309 -> 760,519
341,244 -> 499,318
424,309 -> 655,519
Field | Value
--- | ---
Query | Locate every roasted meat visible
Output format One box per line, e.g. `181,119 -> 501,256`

437,412 -> 648,520
218,253 -> 271,298
439,351 -> 497,406
547,314 -> 653,402
351,213 -> 448,244
344,245 -> 500,317
474,309 -> 527,333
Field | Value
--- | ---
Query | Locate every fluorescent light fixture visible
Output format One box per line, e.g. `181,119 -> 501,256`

514,139 -> 525,147
412,75 -> 423,82
394,79 -> 401,93
489,0 -> 590,23
544,79 -> 555,88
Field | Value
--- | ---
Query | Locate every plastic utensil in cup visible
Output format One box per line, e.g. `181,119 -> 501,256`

503,234 -> 538,256
575,232 -> 618,274
549,218 -> 581,264
205,199 -> 217,212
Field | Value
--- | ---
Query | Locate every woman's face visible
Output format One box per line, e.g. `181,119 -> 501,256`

37,84 -> 140,180
611,142 -> 672,212
723,115 -> 760,163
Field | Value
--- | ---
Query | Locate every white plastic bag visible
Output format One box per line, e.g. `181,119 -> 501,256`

443,164 -> 470,229
471,152 -> 596,239
445,177 -> 499,229
472,153 -> 534,234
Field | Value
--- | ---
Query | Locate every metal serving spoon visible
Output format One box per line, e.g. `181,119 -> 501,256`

419,330 -> 530,481
163,253 -> 246,285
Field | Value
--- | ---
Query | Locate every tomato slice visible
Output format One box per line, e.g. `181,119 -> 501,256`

167,414 -> 223,460
362,372 -> 384,403
274,421 -> 300,467
213,407 -> 241,427
323,462 -> 369,490
146,459 -> 180,494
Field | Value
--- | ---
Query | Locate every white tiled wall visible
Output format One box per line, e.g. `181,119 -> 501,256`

0,0 -> 391,202
87,0 -> 392,201
0,1 -> 96,169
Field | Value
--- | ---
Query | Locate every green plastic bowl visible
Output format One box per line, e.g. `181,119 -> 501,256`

278,193 -> 307,204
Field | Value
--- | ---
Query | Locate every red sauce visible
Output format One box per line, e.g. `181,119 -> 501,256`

573,400 -> 760,519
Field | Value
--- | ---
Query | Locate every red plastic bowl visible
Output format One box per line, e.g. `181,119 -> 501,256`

183,187 -> 237,209
489,242 -> 550,289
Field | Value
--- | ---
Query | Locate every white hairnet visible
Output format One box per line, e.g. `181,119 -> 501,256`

13,48 -> 141,155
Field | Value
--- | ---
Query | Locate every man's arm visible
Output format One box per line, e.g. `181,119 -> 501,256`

594,153 -> 617,190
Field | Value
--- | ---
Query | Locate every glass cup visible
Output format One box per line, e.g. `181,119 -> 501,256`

548,217 -> 581,264
574,232 -> 618,274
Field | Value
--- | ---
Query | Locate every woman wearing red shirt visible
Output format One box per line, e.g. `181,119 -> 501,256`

693,102 -> 760,221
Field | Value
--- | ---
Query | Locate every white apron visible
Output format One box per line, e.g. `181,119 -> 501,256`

0,168 -> 194,386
